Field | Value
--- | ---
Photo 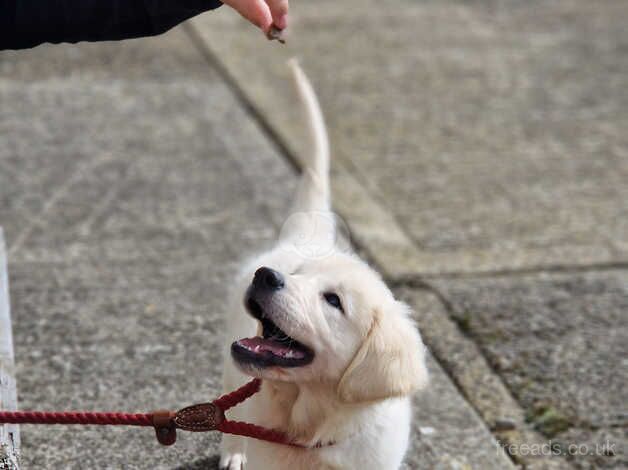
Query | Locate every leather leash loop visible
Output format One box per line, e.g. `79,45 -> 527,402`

152,402 -> 225,445
152,410 -> 177,446
175,402 -> 224,432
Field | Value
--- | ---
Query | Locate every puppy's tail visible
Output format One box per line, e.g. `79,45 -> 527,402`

288,59 -> 330,214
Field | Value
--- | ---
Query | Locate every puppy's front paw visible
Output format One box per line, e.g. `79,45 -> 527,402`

219,452 -> 246,470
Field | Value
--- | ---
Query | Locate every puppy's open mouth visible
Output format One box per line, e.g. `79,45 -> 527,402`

231,298 -> 314,368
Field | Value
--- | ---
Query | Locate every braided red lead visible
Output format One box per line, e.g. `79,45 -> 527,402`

218,420 -> 294,446
0,411 -> 151,426
0,378 -> 306,448
213,378 -> 261,411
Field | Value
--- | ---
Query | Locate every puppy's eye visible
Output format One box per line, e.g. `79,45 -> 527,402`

323,292 -> 343,312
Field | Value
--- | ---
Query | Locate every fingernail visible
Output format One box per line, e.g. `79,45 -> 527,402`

274,14 -> 287,30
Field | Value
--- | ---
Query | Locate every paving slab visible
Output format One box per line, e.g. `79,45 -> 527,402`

191,0 -> 628,276
430,271 -> 628,469
1,25 -> 513,470
398,287 -> 572,470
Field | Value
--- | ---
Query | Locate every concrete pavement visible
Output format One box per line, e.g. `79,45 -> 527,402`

2,24 -> 510,470
1,0 -> 627,468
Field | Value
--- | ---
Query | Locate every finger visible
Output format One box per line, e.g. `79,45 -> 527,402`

264,0 -> 289,29
222,0 -> 273,32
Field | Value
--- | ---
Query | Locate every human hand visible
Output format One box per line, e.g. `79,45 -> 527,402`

221,0 -> 288,41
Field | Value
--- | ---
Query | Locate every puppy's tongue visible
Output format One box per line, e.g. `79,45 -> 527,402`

237,337 -> 306,359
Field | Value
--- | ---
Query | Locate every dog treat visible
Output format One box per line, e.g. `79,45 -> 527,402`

266,24 -> 286,44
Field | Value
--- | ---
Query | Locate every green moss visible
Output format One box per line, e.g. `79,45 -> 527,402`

483,331 -> 507,343
456,312 -> 473,333
526,405 -> 572,437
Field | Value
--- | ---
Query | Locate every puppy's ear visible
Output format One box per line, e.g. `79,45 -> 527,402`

337,304 -> 428,403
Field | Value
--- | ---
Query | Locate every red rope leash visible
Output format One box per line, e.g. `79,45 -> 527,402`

0,378 -> 302,448
0,411 -> 151,426
213,377 -> 261,411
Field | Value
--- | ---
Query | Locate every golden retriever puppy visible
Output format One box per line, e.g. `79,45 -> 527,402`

219,61 -> 428,470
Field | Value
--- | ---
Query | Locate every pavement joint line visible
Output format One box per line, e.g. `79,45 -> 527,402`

351,135 -> 435,256
389,260 -> 628,285
422,281 -> 515,385
329,139 -> 430,252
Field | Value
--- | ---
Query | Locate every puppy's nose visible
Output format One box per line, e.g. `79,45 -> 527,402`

253,267 -> 285,290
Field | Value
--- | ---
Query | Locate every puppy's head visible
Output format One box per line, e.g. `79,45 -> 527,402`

231,252 -> 428,403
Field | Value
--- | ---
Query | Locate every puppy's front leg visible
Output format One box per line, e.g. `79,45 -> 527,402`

219,363 -> 249,469
219,434 -> 247,470
220,298 -> 257,470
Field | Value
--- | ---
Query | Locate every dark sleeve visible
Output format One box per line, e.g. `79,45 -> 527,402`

0,0 -> 223,50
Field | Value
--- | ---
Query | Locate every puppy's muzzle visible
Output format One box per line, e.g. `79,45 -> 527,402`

234,266 -> 314,368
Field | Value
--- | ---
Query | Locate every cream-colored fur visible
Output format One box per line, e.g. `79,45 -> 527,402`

219,61 -> 428,470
